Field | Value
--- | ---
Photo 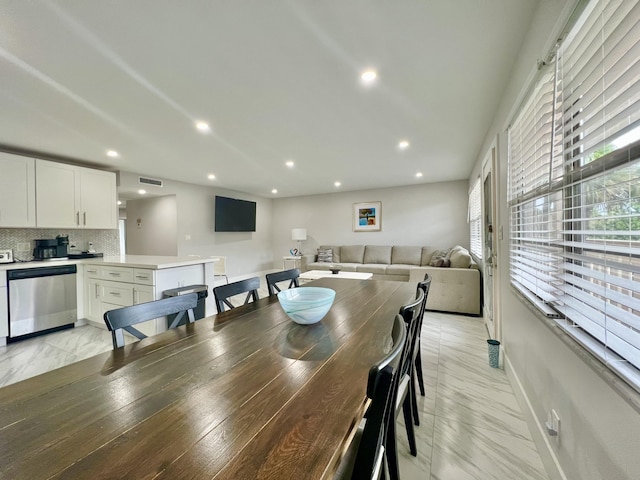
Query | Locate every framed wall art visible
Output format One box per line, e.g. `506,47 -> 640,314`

353,201 -> 381,231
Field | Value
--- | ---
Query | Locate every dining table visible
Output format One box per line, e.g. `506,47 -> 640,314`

0,277 -> 414,480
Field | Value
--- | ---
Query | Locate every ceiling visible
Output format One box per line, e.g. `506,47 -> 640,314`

0,0 -> 538,198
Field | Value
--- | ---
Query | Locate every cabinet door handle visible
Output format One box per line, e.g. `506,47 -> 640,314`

87,269 -> 97,273
83,212 -> 86,226
95,284 -> 100,298
108,272 -> 121,277
135,275 -> 148,279
109,291 -> 121,297
133,288 -> 138,304
76,211 -> 80,225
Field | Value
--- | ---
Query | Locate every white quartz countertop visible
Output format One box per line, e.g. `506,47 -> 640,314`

96,255 -> 217,269
0,255 -> 217,272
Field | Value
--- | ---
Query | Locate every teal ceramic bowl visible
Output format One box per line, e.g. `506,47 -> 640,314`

277,287 -> 336,325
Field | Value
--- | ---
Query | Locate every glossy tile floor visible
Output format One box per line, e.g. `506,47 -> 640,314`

0,301 -> 549,479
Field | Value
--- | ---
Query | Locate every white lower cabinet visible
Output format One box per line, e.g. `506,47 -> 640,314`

0,283 -> 8,342
84,265 -> 159,338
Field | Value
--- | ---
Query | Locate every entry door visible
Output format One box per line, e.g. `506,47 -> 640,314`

483,143 -> 499,339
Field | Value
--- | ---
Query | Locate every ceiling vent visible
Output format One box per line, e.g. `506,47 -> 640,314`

138,176 -> 163,187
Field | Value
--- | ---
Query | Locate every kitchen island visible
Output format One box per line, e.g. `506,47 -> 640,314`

0,255 -> 219,345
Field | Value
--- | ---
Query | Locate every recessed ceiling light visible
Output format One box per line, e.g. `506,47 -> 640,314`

361,69 -> 377,84
415,172 -> 423,178
106,150 -> 119,158
334,181 -> 341,187
207,174 -> 216,180
138,189 -> 146,195
195,121 -> 211,133
117,200 -> 122,206
398,140 -> 410,150
285,160 -> 295,168
271,189 -> 278,194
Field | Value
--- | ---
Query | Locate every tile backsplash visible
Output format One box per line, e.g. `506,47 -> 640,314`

0,228 -> 120,261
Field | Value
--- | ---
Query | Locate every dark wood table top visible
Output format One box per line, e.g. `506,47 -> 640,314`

0,278 -> 413,480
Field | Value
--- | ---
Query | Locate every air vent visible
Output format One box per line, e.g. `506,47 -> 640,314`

138,176 -> 163,187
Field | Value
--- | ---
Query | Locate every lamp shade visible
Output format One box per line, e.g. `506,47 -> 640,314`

291,228 -> 307,241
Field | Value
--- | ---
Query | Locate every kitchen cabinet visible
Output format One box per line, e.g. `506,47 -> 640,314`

0,273 -> 7,343
0,153 -> 36,227
35,159 -> 117,229
84,265 -> 158,336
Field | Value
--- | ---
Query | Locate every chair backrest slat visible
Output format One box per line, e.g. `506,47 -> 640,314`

213,277 -> 261,313
103,293 -> 199,350
265,268 -> 300,296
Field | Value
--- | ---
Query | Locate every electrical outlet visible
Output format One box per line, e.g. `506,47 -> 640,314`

17,242 -> 31,252
546,409 -> 560,438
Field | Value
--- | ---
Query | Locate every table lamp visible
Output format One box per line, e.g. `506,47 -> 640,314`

291,228 -> 307,255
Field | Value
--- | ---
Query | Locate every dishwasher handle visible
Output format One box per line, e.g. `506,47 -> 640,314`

7,264 -> 77,280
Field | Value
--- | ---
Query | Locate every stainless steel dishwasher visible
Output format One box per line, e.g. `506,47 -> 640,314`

7,264 -> 77,340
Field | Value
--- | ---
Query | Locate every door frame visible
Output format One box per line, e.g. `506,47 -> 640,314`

482,137 -> 501,340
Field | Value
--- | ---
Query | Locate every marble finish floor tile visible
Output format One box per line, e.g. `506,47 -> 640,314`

430,416 -> 548,480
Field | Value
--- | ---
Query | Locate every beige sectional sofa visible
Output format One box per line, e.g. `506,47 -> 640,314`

301,244 -> 481,315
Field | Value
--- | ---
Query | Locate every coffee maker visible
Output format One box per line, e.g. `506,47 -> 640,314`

33,236 -> 69,260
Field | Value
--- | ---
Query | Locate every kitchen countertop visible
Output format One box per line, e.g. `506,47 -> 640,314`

0,255 -> 217,272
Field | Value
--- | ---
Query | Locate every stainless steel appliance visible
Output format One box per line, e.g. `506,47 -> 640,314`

7,264 -> 77,339
0,249 -> 13,263
33,236 -> 69,260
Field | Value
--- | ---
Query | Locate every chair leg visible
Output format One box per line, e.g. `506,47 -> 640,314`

402,396 -> 417,456
410,370 -> 420,426
415,343 -> 426,397
386,416 -> 401,480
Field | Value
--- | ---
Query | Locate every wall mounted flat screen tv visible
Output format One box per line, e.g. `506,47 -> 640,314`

215,196 -> 256,232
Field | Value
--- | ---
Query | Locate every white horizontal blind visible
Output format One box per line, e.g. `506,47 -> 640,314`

469,179 -> 482,259
508,66 -> 561,310
555,0 -> 640,372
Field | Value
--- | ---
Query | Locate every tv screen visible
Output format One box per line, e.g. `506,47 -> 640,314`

215,196 -> 256,232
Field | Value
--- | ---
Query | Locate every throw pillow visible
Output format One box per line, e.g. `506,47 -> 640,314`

449,246 -> 472,268
429,249 -> 450,267
432,257 -> 451,268
317,248 -> 333,263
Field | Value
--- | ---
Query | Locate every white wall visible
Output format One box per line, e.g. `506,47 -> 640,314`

470,1 -> 640,479
271,181 -> 469,262
125,195 -> 178,256
119,171 -> 274,276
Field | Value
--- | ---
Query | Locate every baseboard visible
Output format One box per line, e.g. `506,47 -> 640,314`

504,352 -> 567,480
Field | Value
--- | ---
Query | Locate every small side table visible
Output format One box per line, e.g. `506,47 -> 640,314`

282,256 -> 301,270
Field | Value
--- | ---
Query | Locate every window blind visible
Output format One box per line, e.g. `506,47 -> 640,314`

508,0 -> 640,384
555,0 -> 640,372
469,178 -> 482,259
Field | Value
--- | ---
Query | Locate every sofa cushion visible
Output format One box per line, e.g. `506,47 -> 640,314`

336,263 -> 360,272
429,249 -> 451,267
386,264 -> 415,276
449,245 -> 472,268
364,245 -> 392,264
357,264 -> 388,274
391,246 -> 422,265
317,248 -> 333,263
341,245 -> 365,264
421,247 -> 438,266
319,245 -> 341,263
307,262 -> 331,271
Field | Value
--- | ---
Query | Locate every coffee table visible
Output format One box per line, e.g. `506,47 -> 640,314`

300,270 -> 373,281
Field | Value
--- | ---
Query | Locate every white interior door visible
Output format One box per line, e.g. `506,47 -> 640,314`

482,142 -> 499,339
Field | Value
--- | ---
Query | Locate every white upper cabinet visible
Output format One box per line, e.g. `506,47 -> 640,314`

35,159 -> 117,229
78,167 -> 117,229
0,152 -> 36,227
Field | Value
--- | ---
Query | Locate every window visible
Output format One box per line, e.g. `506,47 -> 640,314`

469,178 -> 482,259
508,0 -> 640,386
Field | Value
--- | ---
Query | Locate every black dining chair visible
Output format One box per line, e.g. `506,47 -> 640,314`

414,274 -> 432,399
265,268 -> 300,296
103,292 -> 199,350
334,314 -> 407,480
213,276 -> 260,313
385,288 -> 424,480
